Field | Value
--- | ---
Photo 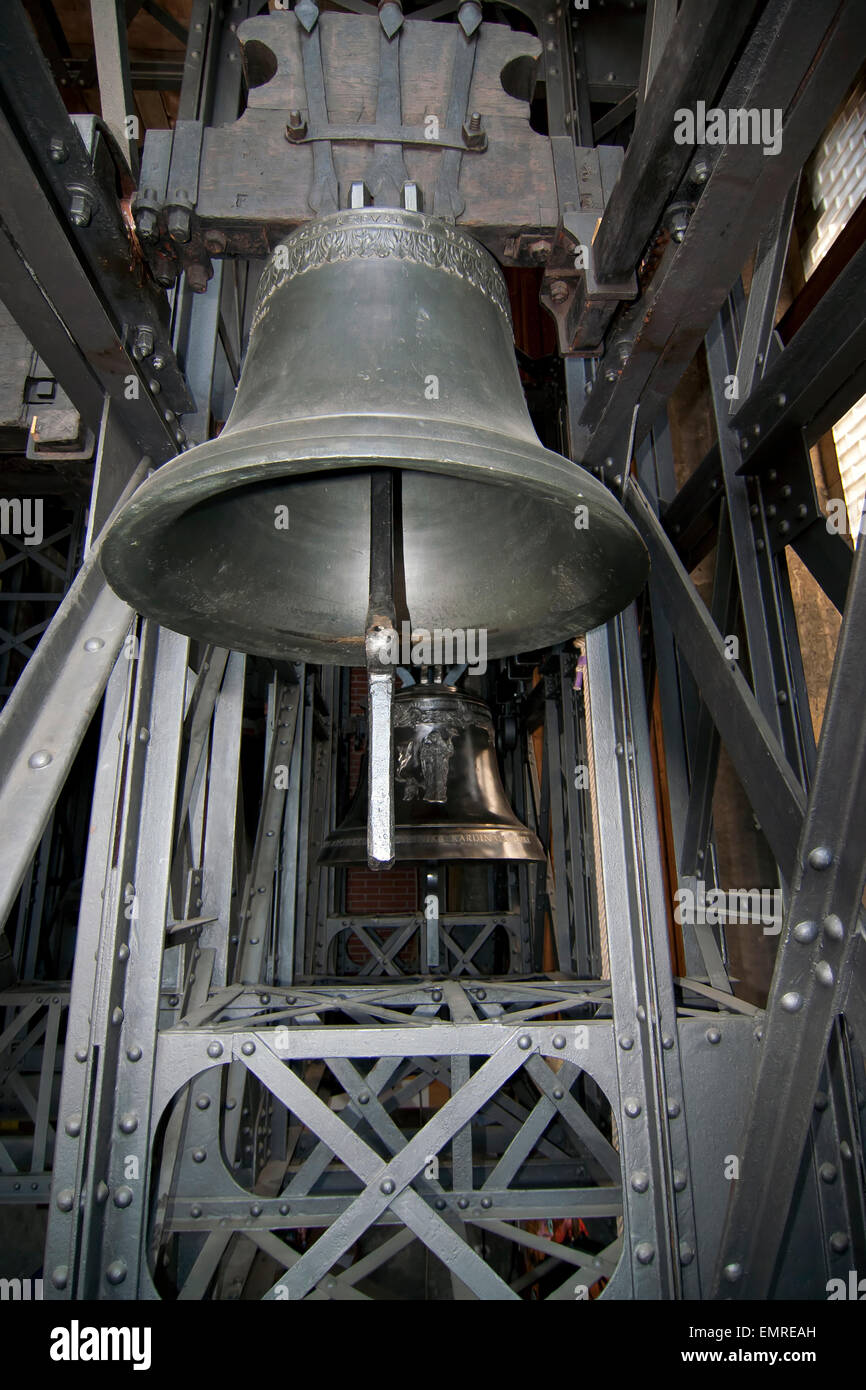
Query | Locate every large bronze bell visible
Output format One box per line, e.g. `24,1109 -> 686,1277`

100,208 -> 649,662
320,682 -> 544,864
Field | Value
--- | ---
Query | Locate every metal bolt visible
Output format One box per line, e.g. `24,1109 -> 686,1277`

192,1148 -> 207,1163
241,1040 -> 256,1056
619,1034 -> 634,1051
68,189 -> 93,227
517,1034 -> 532,1050
65,1115 -> 81,1137
207,1040 -> 223,1058
133,326 -> 154,360
56,1188 -> 75,1212
706,1027 -> 721,1045
661,1034 -> 674,1050
118,1112 -> 138,1134
358,1091 -> 370,1105
624,1098 -> 641,1118
105,1260 -> 127,1286
84,636 -> 105,652
114,1186 -> 134,1209
167,204 -> 191,244
380,1178 -> 396,1195
552,1086 -> 564,1100
480,1196 -> 492,1209
457,1196 -> 469,1210
137,208 -> 158,243
28,750 -> 53,769
285,110 -> 308,143
793,919 -> 818,943
552,1033 -> 566,1049
126,1045 -> 142,1062
49,137 -> 68,163
187,263 -> 210,294
780,991 -> 803,1013
635,1242 -> 655,1265
630,1171 -> 649,1193
550,279 -> 569,304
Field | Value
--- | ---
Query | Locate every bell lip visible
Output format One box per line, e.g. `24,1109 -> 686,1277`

317,828 -> 547,865
100,416 -> 650,664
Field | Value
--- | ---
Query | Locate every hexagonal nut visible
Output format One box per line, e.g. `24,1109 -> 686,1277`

167,206 -> 191,245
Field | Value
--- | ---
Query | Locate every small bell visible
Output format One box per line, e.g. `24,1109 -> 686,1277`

320,682 -> 545,864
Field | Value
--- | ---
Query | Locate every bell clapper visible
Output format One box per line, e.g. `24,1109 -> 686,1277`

423,864 -> 441,973
365,469 -> 398,872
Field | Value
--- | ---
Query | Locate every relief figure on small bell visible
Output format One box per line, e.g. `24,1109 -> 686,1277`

396,724 -> 460,803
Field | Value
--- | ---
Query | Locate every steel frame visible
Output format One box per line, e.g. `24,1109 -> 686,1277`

0,0 -> 863,1301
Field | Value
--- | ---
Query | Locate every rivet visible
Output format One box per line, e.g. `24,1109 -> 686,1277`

823,914 -> 844,941
380,1178 -> 396,1195
808,846 -> 832,871
207,1041 -> 224,1058
552,1034 -> 566,1049
793,919 -> 818,943
673,1170 -> 687,1192
279,1203 -> 290,1215
83,637 -> 105,652
829,1231 -> 849,1254
661,1034 -> 674,1050
636,1005 -> 646,1022
250,1203 -> 262,1217
432,989 -> 443,1002
814,1091 -> 828,1111
118,1112 -> 138,1134
635,1243 -> 655,1265
358,1091 -> 370,1105
706,1027 -> 721,1045
679,1241 -> 695,1266
28,750 -> 53,769
191,1205 -> 202,1218
196,1094 -> 211,1110
819,1162 -> 837,1184
517,1034 -> 532,1050
815,960 -> 834,987
457,1196 -> 469,1210
840,1139 -> 852,1158
480,1196 -> 493,1209
192,1148 -> 207,1163
113,1185 -> 134,1209
111,1006 -> 124,1025
74,1047 -> 88,1062
56,1188 -> 75,1212
618,1035 -> 634,1051
624,1098 -> 641,1118
105,1260 -> 127,1286
630,1170 -> 649,1193
552,1086 -> 564,1100
780,991 -> 802,1013
126,1045 -> 142,1062
51,1267 -> 68,1290
65,1114 -> 81,1137
117,942 -> 129,962
435,1198 -> 446,1210
241,1040 -> 256,1055
667,1100 -> 681,1118
723,1261 -> 742,1283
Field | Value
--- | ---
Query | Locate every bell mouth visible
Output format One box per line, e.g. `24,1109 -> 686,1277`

100,416 -> 649,665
